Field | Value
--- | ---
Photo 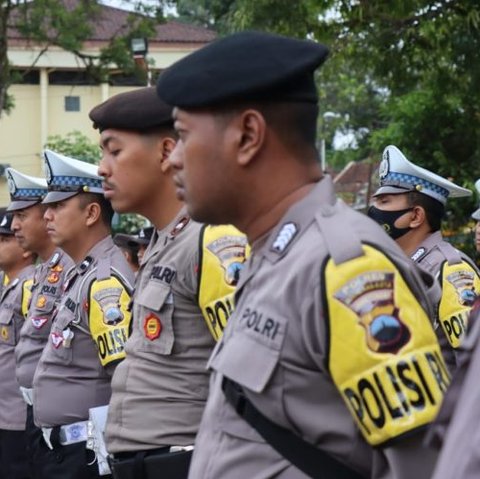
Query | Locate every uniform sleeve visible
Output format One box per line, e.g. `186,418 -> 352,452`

87,274 -> 132,367
196,225 -> 250,341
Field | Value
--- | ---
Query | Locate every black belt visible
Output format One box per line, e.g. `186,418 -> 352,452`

222,377 -> 367,479
109,447 -> 192,479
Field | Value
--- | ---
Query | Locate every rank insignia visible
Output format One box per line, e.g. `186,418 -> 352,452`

144,313 -> 162,340
170,216 -> 190,237
31,317 -> 48,329
52,264 -> 64,273
335,271 -> 411,354
47,272 -> 60,284
51,331 -> 64,349
36,295 -> 47,308
1,326 -> 9,341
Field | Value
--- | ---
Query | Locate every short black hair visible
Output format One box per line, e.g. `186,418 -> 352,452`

77,193 -> 114,228
210,100 -> 319,161
407,191 -> 445,232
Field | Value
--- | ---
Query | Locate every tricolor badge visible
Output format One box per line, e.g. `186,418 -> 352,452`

144,313 -> 162,340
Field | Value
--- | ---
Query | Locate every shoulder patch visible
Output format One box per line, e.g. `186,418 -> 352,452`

324,244 -> 449,446
438,260 -> 480,348
270,222 -> 298,254
88,276 -> 132,367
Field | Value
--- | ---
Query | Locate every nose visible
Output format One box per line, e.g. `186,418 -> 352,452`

98,155 -> 110,178
11,216 -> 20,231
44,207 -> 53,222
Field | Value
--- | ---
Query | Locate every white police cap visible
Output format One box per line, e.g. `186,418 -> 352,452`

6,168 -> 47,212
373,145 -> 471,205
42,149 -> 103,204
471,179 -> 480,221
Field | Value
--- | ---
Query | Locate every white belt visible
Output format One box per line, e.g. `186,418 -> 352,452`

42,420 -> 89,450
19,387 -> 33,406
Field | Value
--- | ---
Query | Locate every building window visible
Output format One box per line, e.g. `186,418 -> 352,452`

65,96 -> 80,112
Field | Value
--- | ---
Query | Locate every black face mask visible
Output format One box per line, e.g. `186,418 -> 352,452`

367,206 -> 413,240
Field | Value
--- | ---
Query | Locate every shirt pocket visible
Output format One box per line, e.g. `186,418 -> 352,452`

135,281 -> 174,355
0,309 -> 17,346
46,306 -> 74,365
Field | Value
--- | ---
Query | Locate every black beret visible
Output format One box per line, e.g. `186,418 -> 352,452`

89,87 -> 173,132
156,31 -> 329,108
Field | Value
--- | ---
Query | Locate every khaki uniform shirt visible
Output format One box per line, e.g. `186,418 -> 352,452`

411,231 -> 480,361
427,305 -> 480,479
188,177 -> 444,479
0,264 -> 35,430
15,248 -> 73,388
106,210 -> 248,453
33,236 -> 134,427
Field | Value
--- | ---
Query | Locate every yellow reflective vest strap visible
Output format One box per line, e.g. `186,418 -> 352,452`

324,244 -> 449,447
21,278 -> 33,318
87,275 -> 132,367
438,259 -> 480,348
197,224 -> 250,341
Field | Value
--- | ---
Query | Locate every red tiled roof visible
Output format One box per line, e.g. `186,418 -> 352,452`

8,0 -> 216,44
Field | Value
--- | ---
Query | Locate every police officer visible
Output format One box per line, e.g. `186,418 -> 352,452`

113,232 -> 142,272
156,31 -> 447,479
0,212 -> 36,479
32,150 -> 135,479
5,167 -> 73,477
368,146 -> 480,357
89,86 -> 248,478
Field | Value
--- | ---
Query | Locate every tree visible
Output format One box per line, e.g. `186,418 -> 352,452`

1,0 -> 166,116
45,130 -> 147,234
170,0 -> 480,231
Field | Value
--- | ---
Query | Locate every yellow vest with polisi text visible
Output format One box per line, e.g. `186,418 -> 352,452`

198,225 -> 249,341
438,259 -> 480,348
325,244 -> 449,446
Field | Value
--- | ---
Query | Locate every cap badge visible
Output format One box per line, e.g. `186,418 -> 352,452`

6,172 -> 16,195
379,158 -> 389,180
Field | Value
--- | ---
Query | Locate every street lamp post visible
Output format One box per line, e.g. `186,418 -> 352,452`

130,38 -> 152,86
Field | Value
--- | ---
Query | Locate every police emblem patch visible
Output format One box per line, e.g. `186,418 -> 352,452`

206,235 -> 248,286
334,271 -> 411,354
31,317 -> 48,329
446,270 -> 477,306
50,331 -> 64,348
36,295 -> 47,308
1,326 -> 9,341
93,287 -> 124,325
144,313 -> 162,340
47,272 -> 60,284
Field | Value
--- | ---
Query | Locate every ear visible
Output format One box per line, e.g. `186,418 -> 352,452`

85,202 -> 102,227
159,137 -> 177,174
234,109 -> 266,167
409,206 -> 426,228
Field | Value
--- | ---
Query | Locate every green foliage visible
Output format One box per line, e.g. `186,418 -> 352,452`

45,131 -> 101,164
113,213 -> 148,235
171,0 -> 480,237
